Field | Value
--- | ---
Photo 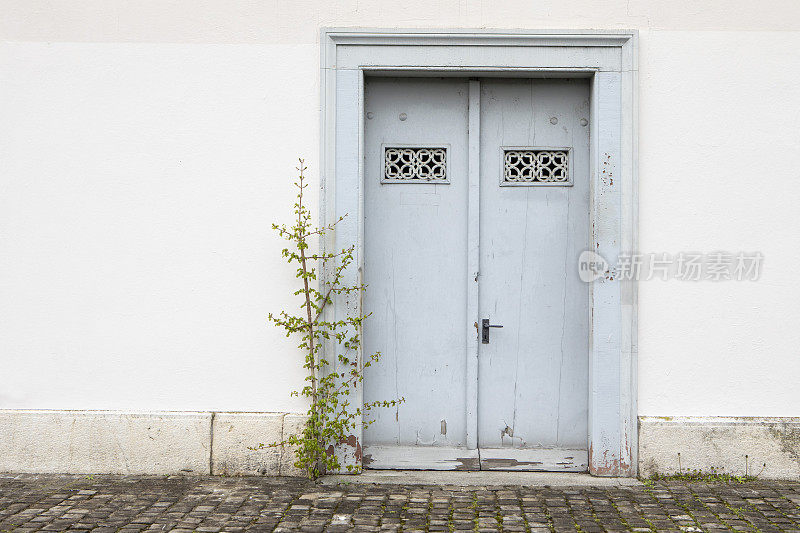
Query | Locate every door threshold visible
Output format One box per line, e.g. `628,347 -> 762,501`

363,445 -> 588,472
320,470 -> 641,487
363,445 -> 479,471
479,447 -> 588,472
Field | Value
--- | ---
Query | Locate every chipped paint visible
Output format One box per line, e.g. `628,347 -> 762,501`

361,445 -> 480,470
482,458 -> 545,469
600,152 -> 614,187
589,443 -> 632,476
455,457 -> 480,471
327,434 -> 363,473
480,455 -> 590,471
342,434 -> 362,463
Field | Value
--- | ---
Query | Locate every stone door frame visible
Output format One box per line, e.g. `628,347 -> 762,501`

319,28 -> 638,476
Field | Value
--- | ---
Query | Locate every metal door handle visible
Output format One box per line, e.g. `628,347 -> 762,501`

481,318 -> 503,344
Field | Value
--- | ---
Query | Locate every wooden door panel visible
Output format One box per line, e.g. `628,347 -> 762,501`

363,78 -> 471,466
477,78 -> 591,460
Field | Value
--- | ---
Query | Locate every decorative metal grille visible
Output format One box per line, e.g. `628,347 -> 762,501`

502,149 -> 571,185
383,147 -> 448,183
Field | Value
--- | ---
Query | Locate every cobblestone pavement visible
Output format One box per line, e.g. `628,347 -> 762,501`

2,474 -> 800,532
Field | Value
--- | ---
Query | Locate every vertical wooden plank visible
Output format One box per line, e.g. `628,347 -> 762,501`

589,70 -> 624,476
466,79 -> 480,451
477,78 -> 590,459
362,78 -> 471,465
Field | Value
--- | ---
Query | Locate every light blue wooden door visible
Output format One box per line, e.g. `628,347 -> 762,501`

362,77 -> 476,469
477,79 -> 590,471
363,77 -> 590,471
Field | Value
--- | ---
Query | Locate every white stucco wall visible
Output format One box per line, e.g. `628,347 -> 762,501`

1,1 -> 799,418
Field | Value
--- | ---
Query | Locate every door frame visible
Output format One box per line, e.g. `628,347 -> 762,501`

319,28 -> 638,476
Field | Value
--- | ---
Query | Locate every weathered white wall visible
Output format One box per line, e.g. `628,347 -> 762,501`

637,31 -> 800,417
0,41 -> 319,413
1,1 -> 799,419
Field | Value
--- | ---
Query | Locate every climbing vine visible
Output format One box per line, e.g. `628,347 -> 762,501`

255,159 -> 402,480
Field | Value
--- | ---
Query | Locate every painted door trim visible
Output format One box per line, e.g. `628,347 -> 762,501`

320,28 -> 638,476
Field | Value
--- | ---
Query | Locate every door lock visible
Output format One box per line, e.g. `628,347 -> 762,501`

481,318 -> 503,344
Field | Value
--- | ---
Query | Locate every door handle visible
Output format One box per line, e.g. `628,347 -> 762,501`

481,318 -> 503,344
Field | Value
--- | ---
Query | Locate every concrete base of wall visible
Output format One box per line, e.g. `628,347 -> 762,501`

0,410 -> 307,476
4,411 -> 800,479
639,416 -> 800,479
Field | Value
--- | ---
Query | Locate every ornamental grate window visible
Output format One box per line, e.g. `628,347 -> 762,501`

502,149 -> 571,186
383,147 -> 448,183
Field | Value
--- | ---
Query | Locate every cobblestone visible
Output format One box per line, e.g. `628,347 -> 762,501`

1,474 -> 800,532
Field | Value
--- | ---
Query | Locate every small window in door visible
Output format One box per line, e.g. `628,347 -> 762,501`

382,145 -> 449,184
501,147 -> 572,186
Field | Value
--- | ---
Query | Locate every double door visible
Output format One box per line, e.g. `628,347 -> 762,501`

362,76 -> 590,471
